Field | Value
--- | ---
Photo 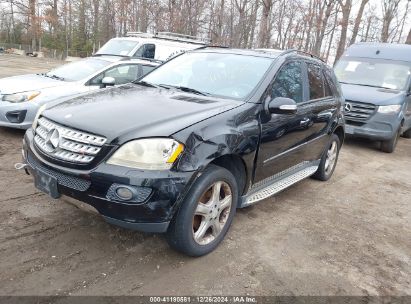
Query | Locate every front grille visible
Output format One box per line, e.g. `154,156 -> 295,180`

344,100 -> 376,122
27,153 -> 91,191
34,117 -> 107,164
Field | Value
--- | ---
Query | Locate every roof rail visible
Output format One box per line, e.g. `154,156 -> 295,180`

121,56 -> 163,64
295,50 -> 325,63
276,48 -> 325,63
125,31 -> 210,45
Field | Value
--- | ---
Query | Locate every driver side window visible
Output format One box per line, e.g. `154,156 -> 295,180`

270,61 -> 303,103
89,64 -> 140,86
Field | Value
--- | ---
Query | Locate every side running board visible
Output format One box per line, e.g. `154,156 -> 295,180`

240,161 -> 319,208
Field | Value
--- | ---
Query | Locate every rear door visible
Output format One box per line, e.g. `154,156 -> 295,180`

302,62 -> 339,161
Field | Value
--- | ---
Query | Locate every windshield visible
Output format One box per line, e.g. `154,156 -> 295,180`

141,52 -> 274,99
46,58 -> 110,82
335,57 -> 411,90
97,39 -> 139,56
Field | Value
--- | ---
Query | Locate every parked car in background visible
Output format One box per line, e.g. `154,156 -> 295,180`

0,56 -> 159,129
18,48 -> 344,256
95,32 -> 209,61
335,43 -> 411,152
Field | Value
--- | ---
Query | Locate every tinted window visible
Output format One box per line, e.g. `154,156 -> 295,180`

134,44 -> 156,59
308,63 -> 325,100
323,71 -> 333,97
271,61 -> 303,103
90,64 -> 140,85
141,65 -> 155,76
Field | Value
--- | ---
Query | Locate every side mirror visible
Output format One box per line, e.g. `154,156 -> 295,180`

268,97 -> 297,114
102,76 -> 116,87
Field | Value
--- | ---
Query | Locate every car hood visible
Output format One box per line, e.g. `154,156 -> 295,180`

43,84 -> 243,144
340,83 -> 406,106
0,74 -> 68,94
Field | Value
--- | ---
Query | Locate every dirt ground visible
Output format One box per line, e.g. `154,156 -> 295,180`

0,54 -> 410,296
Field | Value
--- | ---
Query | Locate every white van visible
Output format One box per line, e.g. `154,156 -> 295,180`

95,32 -> 209,61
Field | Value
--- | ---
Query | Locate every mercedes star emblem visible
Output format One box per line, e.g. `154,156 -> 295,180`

344,102 -> 353,112
45,128 -> 60,152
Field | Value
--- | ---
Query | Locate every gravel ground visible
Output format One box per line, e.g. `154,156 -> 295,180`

0,54 -> 410,296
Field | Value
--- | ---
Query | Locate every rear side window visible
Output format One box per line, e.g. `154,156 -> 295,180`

323,71 -> 334,97
271,61 -> 303,103
307,63 -> 325,100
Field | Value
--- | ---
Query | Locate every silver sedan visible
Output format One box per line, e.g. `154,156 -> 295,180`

0,56 -> 159,129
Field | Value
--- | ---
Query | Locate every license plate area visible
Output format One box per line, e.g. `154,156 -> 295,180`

34,168 -> 61,199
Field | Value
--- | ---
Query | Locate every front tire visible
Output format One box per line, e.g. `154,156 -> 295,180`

312,134 -> 341,181
166,165 -> 238,257
381,127 -> 401,153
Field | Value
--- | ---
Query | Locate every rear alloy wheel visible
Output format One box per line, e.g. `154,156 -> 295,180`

312,134 -> 341,181
381,127 -> 401,153
166,165 -> 238,256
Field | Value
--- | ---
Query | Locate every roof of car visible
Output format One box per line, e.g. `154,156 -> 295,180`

91,55 -> 160,65
193,47 -> 286,58
343,42 -> 411,62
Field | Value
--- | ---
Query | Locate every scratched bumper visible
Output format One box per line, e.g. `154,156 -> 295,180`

22,130 -> 197,233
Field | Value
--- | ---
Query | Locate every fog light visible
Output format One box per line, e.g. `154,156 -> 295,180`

115,187 -> 134,201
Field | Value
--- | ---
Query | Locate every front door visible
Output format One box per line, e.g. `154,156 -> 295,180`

254,60 -> 314,183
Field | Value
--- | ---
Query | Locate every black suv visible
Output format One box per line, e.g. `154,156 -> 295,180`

20,48 -> 345,256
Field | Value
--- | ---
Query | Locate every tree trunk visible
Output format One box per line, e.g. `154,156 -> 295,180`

334,0 -> 352,64
258,0 -> 272,48
406,29 -> 411,44
349,0 -> 369,45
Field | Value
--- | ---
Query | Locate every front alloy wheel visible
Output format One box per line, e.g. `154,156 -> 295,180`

166,165 -> 238,256
193,181 -> 232,245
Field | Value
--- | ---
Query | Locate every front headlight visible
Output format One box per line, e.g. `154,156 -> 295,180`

378,104 -> 402,114
32,104 -> 47,130
2,91 -> 40,103
107,138 -> 184,170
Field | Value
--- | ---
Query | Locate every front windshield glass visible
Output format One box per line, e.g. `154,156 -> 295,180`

141,52 -> 274,99
46,58 -> 110,82
335,57 -> 411,90
97,39 -> 139,56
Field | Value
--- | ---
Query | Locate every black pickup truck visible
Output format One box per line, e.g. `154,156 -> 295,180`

19,48 -> 345,256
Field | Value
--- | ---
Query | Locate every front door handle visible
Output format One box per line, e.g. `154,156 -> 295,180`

300,118 -> 310,126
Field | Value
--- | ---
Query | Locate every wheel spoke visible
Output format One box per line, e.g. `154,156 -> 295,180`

194,219 -> 210,242
218,195 -> 232,211
195,202 -> 212,217
211,181 -> 222,203
210,220 -> 222,237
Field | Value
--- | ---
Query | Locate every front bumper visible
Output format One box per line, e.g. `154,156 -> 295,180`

345,112 -> 402,141
22,131 -> 197,233
0,101 -> 39,129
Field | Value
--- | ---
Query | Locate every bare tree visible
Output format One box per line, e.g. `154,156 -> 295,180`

334,0 -> 352,63
349,0 -> 369,45
381,0 -> 401,42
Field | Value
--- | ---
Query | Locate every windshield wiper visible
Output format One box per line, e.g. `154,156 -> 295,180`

43,73 -> 65,81
158,84 -> 211,96
134,80 -> 161,88
340,82 -> 393,90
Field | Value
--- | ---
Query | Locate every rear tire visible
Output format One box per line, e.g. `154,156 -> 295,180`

166,164 -> 238,257
312,134 -> 341,181
381,127 -> 400,153
402,128 -> 411,139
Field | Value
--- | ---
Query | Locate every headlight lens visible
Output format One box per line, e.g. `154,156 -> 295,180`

107,138 -> 184,170
32,104 -> 47,130
2,91 -> 40,103
378,104 -> 401,114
